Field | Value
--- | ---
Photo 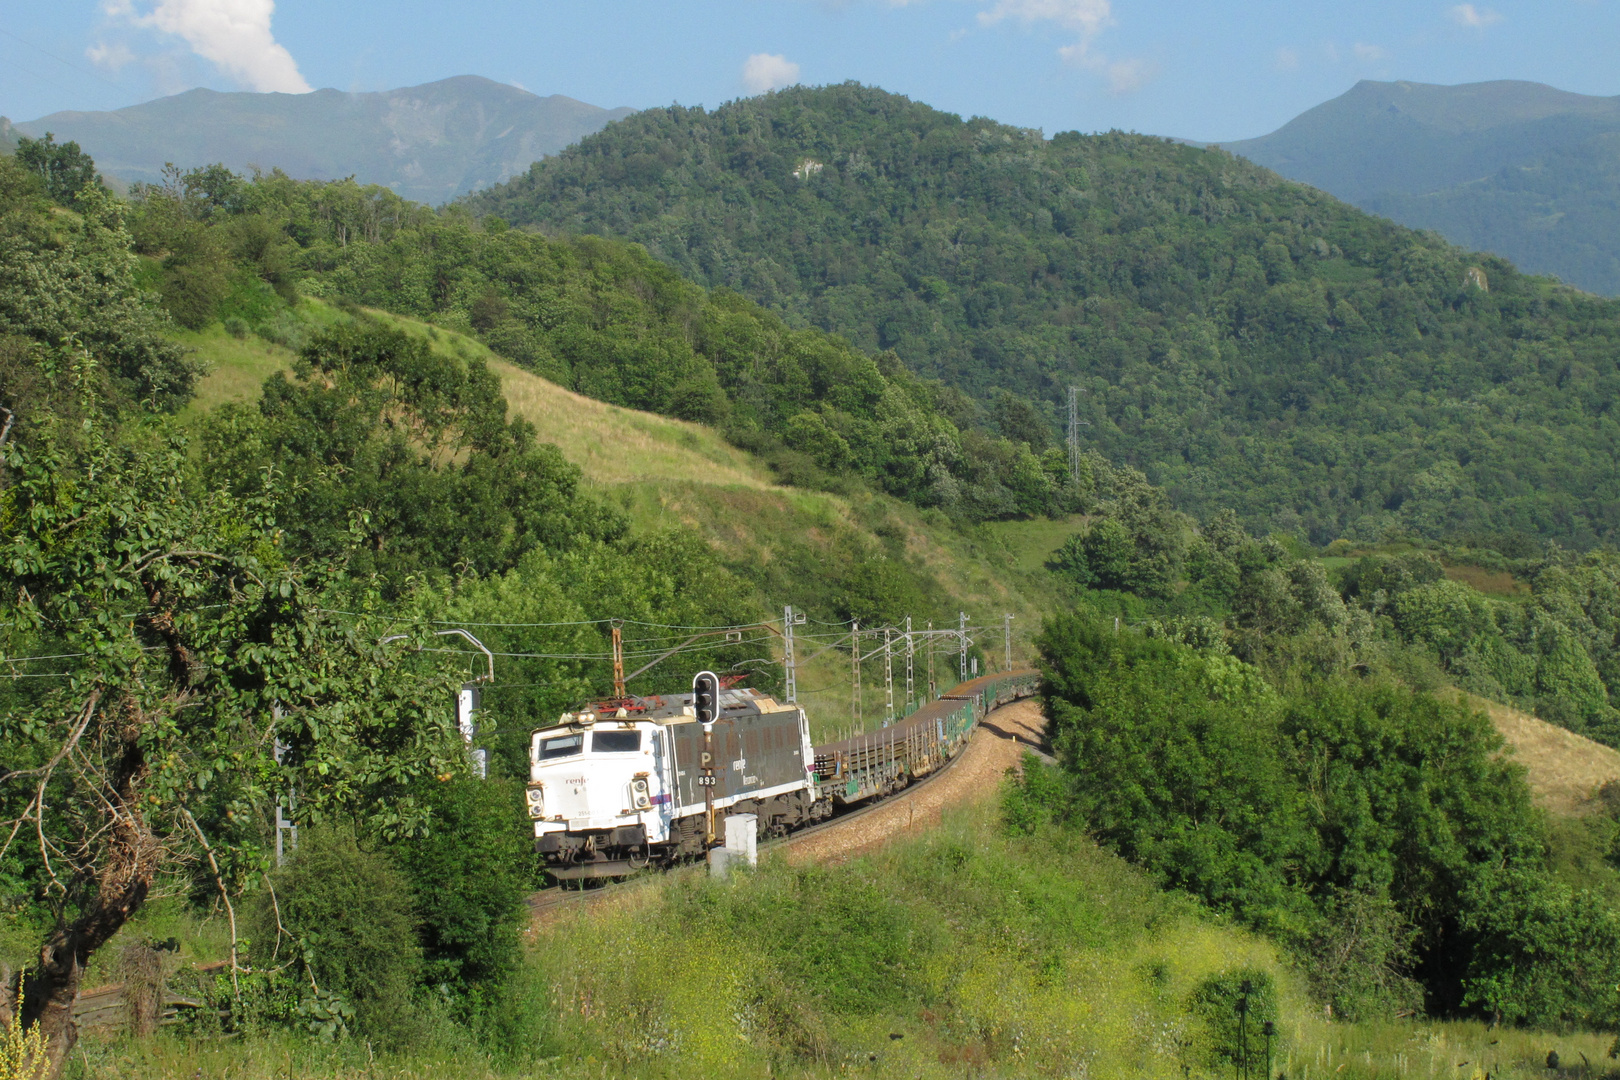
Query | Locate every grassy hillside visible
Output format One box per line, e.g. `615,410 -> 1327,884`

182,303 -> 1078,742
466,82 -> 1620,548
184,301 -> 773,490
183,309 -> 1620,778
1471,693 -> 1620,816
51,814 -> 1616,1080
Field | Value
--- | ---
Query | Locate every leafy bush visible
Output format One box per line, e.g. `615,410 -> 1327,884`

1301,888 -> 1424,1022
253,830 -> 422,1046
663,864 -> 928,1016
200,320 -> 626,591
1188,969 -> 1282,1073
397,777 -> 533,1000
1458,868 -> 1620,1030
0,155 -> 200,412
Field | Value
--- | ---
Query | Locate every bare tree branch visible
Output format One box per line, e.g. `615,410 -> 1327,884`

180,809 -> 240,997
0,691 -> 101,872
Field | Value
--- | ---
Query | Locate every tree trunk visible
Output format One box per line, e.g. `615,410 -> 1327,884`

22,721 -> 156,1080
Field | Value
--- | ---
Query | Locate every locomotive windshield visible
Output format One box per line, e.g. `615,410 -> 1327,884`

537,733 -> 584,760
592,730 -> 641,753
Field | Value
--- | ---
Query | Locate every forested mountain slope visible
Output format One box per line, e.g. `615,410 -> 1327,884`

8,124 -> 1620,1075
467,82 -> 1620,549
15,76 -> 634,203
120,162 -> 1077,524
1227,79 -> 1620,296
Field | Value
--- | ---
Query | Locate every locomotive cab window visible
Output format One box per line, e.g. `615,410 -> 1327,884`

537,733 -> 584,760
592,730 -> 641,753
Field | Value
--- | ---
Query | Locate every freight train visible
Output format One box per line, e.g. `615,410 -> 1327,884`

524,670 -> 1039,879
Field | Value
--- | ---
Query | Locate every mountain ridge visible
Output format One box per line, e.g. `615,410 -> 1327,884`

13,75 -> 635,204
1224,78 -> 1620,294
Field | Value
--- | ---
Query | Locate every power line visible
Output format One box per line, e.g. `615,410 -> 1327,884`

0,28 -> 126,91
2,652 -> 91,663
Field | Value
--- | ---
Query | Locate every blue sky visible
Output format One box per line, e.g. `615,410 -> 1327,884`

2,1 -> 1616,142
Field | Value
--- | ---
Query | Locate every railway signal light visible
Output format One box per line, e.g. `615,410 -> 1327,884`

694,669 -> 722,846
693,670 -> 720,726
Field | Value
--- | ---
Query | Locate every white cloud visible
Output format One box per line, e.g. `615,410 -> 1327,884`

114,0 -> 311,93
1274,46 -> 1300,71
978,0 -> 1152,94
742,52 -> 801,94
1097,55 -> 1155,94
1449,3 -> 1503,28
1055,46 -> 1155,94
1352,42 -> 1388,62
977,0 -> 1113,38
86,41 -> 137,71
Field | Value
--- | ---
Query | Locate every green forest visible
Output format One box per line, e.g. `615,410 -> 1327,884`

1012,615 -> 1620,1029
3,113 -> 1620,1080
470,82 -> 1620,549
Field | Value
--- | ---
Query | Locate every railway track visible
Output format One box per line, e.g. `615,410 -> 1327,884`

525,689 -> 1046,920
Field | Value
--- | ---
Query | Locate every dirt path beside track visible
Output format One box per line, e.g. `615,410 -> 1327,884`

779,697 -> 1049,865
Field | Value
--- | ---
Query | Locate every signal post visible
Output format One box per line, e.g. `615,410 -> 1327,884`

693,670 -> 721,846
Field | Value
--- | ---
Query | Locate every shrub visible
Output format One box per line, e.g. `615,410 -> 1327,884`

1458,867 -> 1620,1030
1189,968 -> 1282,1074
397,777 -> 533,1000
252,829 -> 421,1045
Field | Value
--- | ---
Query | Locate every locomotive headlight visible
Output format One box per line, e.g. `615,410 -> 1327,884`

628,777 -> 651,810
525,785 -> 545,819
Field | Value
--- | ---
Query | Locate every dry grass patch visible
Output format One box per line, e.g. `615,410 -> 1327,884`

489,358 -> 774,489
178,327 -> 295,415
1443,562 -> 1529,597
1466,693 -> 1620,816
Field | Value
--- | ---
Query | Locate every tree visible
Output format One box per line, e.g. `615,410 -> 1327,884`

200,320 -> 624,590
1031,616 -> 1557,1018
0,423 -> 467,1076
0,155 -> 200,413
13,134 -> 100,208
